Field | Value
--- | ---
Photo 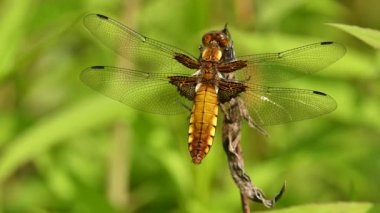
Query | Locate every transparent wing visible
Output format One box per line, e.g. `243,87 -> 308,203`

240,84 -> 337,126
83,13 -> 197,75
80,66 -> 192,114
235,42 -> 346,84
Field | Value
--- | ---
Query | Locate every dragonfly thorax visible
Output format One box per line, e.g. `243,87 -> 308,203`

201,41 -> 222,62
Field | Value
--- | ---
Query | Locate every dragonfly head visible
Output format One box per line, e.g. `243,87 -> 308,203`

200,26 -> 233,62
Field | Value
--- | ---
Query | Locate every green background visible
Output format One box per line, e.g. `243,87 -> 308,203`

0,0 -> 379,212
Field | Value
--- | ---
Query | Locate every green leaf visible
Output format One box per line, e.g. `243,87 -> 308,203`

327,23 -> 380,49
257,202 -> 377,213
0,0 -> 32,79
0,97 -> 131,184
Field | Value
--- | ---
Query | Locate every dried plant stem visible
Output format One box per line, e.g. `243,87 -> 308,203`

221,97 -> 286,212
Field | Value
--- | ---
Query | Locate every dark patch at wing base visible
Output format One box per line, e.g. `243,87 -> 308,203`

168,76 -> 197,100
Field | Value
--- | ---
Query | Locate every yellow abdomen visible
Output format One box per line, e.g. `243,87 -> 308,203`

188,84 -> 218,164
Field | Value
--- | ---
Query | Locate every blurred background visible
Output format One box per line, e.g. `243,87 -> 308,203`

0,0 -> 379,212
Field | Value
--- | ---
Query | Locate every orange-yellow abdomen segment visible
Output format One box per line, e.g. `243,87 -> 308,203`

188,84 -> 218,164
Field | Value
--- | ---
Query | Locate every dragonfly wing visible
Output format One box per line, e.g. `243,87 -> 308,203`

235,42 -> 346,84
83,14 -> 197,75
80,66 -> 193,115
240,84 -> 337,126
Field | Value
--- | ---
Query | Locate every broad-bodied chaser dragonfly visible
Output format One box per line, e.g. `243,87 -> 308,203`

81,14 -> 345,164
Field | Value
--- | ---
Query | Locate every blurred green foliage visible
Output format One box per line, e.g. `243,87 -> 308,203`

0,0 -> 379,212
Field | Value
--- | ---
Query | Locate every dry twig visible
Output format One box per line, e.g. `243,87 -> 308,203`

221,97 -> 286,212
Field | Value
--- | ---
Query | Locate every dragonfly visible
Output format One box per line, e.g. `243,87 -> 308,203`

81,14 -> 346,164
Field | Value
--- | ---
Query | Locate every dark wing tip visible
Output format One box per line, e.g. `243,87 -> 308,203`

80,66 -> 105,82
91,65 -> 105,69
313,90 -> 327,96
83,13 -> 108,24
96,14 -> 109,20
320,41 -> 334,45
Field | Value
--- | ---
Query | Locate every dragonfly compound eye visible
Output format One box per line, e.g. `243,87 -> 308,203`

202,34 -> 213,45
216,33 -> 229,48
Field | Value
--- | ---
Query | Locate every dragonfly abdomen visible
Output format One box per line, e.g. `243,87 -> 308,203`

188,84 -> 218,164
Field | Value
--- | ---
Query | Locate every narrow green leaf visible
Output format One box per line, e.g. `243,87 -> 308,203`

0,97 -> 131,183
0,0 -> 32,79
327,23 -> 380,49
257,202 -> 376,213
